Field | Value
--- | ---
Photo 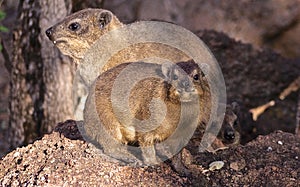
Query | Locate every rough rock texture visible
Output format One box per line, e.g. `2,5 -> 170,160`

0,121 -> 190,186
191,130 -> 300,186
104,0 -> 300,58
1,121 -> 299,186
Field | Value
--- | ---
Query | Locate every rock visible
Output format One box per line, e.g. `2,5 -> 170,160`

1,122 -> 299,186
229,159 -> 246,171
0,120 -> 190,186
191,130 -> 300,186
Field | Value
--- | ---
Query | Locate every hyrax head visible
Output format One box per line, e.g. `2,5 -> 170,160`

161,60 -> 208,103
218,102 -> 241,145
45,8 -> 123,64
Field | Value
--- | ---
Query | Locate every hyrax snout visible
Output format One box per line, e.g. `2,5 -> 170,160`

217,102 -> 241,146
206,102 -> 241,151
88,59 -> 211,164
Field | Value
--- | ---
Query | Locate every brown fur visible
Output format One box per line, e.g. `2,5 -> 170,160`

92,60 -> 211,164
206,103 -> 241,151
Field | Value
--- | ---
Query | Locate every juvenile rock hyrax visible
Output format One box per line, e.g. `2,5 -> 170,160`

84,59 -> 211,164
215,103 -> 240,148
199,102 -> 241,152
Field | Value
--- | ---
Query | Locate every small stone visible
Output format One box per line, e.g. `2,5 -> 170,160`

229,159 -> 246,171
13,152 -> 20,157
266,146 -> 273,151
277,141 -> 283,145
209,161 -> 224,171
230,162 -> 239,171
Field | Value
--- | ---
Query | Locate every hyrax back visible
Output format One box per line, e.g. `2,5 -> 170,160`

90,60 -> 211,164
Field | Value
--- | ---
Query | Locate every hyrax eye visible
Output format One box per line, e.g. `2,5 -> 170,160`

193,74 -> 199,80
233,120 -> 238,127
68,22 -> 81,31
173,74 -> 178,80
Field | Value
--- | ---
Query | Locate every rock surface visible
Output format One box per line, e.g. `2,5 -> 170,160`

0,120 -> 189,186
191,130 -> 300,186
1,120 -> 299,186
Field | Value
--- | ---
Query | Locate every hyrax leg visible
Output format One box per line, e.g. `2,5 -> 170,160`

83,83 -> 141,165
140,145 -> 158,165
169,151 -> 192,177
138,134 -> 160,165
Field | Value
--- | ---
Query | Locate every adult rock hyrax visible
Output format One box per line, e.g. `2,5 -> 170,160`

84,59 -> 211,164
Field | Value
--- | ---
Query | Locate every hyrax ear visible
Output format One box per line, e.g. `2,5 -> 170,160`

98,11 -> 113,29
199,63 -> 210,76
161,62 -> 175,80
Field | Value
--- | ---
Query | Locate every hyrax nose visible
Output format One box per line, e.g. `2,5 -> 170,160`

180,79 -> 191,89
224,128 -> 235,140
45,27 -> 53,39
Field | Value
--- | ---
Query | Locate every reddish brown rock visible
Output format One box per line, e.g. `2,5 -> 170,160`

1,121 -> 299,186
0,121 -> 190,186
